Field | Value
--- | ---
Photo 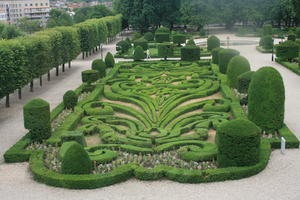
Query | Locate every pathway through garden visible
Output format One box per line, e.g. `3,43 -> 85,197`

0,32 -> 299,200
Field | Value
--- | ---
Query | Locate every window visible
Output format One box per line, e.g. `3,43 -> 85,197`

41,3 -> 43,6
25,4 -> 27,6
30,4 -> 32,6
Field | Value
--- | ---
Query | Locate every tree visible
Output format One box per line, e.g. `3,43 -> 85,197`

47,9 -> 74,28
74,5 -> 113,23
17,17 -> 42,34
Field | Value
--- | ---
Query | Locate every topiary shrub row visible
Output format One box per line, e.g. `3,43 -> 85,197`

116,40 -> 131,53
276,40 -> 299,61
218,49 -> 240,74
91,59 -> 106,78
157,43 -> 173,60
211,47 -> 223,64
181,46 -> 200,61
227,56 -> 251,89
259,35 -> 273,49
173,34 -> 186,46
133,37 -> 148,50
207,35 -> 220,51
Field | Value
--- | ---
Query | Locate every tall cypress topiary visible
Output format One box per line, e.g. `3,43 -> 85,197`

207,35 -> 220,51
61,141 -> 92,174
133,46 -> 145,61
227,56 -> 251,89
63,90 -> 78,111
105,52 -> 115,68
218,49 -> 240,74
248,67 -> 285,133
216,119 -> 261,167
211,47 -> 223,64
237,71 -> 255,93
91,59 -> 106,78
23,98 -> 51,141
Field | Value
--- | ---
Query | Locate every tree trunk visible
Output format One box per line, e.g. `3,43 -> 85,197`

5,94 -> 9,108
30,81 -> 34,92
56,66 -> 59,76
82,52 -> 85,60
62,63 -> 65,72
39,76 -> 42,87
68,61 -> 71,68
86,52 -> 89,57
48,71 -> 50,81
18,88 -> 22,99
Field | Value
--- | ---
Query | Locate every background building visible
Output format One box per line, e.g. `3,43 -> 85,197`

0,0 -> 50,23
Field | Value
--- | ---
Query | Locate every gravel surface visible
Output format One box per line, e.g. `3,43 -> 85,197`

0,33 -> 299,200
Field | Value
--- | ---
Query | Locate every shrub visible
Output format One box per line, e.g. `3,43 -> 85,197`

259,35 -> 273,49
237,71 -> 255,93
172,34 -> 186,46
155,33 -> 170,43
248,67 -> 285,133
105,52 -> 115,68
23,98 -> 51,142
61,131 -> 86,146
63,90 -> 78,110
81,70 -> 99,84
133,46 -> 145,61
91,59 -> 106,78
133,37 -> 148,50
262,24 -> 272,36
181,46 -> 200,61
156,27 -> 170,33
288,32 -> 296,41
211,47 -> 224,64
132,32 -> 142,40
186,39 -> 196,46
207,35 -> 220,51
216,119 -> 261,168
157,43 -> 173,60
199,29 -> 206,37
296,28 -> 300,39
144,32 -> 154,41
276,40 -> 299,61
218,49 -> 240,74
61,141 -> 92,174
116,40 -> 131,53
227,56 -> 251,89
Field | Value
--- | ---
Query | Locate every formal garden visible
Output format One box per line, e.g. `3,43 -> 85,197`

3,24 -> 299,188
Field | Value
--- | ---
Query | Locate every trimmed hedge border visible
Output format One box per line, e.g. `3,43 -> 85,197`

29,139 -> 271,189
256,46 -> 273,54
275,58 -> 300,75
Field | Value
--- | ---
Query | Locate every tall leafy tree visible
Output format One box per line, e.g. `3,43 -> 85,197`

47,9 -> 74,28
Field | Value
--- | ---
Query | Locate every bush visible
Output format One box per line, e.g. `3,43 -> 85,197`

211,47 -> 224,64
218,49 -> 240,74
61,141 -> 92,174
132,32 -> 142,40
23,99 -> 51,142
105,52 -> 115,68
155,33 -> 170,43
288,32 -> 296,41
248,67 -> 285,133
276,40 -> 299,61
207,35 -> 220,51
172,34 -> 186,46
144,32 -> 154,41
81,70 -> 99,84
133,37 -> 148,50
91,59 -> 106,77
61,131 -> 86,146
227,56 -> 251,89
181,46 -> 200,61
157,43 -> 173,60
296,28 -> 300,39
133,46 -> 145,61
186,39 -> 196,46
156,27 -> 170,33
63,90 -> 78,110
216,119 -> 261,168
259,35 -> 273,49
116,40 -> 131,53
262,24 -> 272,36
237,71 -> 255,93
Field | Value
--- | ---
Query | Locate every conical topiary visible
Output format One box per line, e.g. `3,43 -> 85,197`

91,59 -> 106,78
105,52 -> 115,68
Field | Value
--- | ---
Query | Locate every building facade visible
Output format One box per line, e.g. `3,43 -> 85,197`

0,0 -> 50,23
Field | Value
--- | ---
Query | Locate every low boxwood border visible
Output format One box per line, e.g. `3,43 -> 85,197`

29,139 -> 271,189
275,58 -> 300,75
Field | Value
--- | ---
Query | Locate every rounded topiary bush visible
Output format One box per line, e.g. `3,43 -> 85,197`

181,46 -> 200,61
227,56 -> 251,89
144,32 -> 154,41
211,47 -> 223,64
133,37 -> 148,50
82,70 -> 99,84
91,59 -> 106,78
248,67 -> 285,133
237,71 -> 255,93
216,119 -> 261,168
186,39 -> 196,46
218,48 -> 240,74
259,35 -> 273,49
207,35 -> 220,51
157,42 -> 173,60
173,34 -> 186,46
23,98 -> 51,142
276,40 -> 299,61
116,40 -> 131,53
63,90 -> 78,110
61,141 -> 92,174
133,46 -> 145,61
105,52 -> 115,68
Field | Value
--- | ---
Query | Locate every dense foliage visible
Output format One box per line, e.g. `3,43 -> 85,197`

216,119 -> 261,167
92,59 -> 107,77
133,37 -> 149,50
211,47 -> 223,64
74,5 -> 113,23
181,46 -> 200,61
207,35 -> 220,51
237,71 -> 255,93
259,36 -> 273,49
105,52 -> 115,68
218,49 -> 240,74
47,9 -> 74,28
248,67 -> 285,133
227,56 -> 251,89
276,40 -> 299,61
63,90 -> 78,110
133,46 -> 145,61
157,43 -> 174,60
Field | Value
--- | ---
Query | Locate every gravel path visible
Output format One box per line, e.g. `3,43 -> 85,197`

0,33 -> 300,200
